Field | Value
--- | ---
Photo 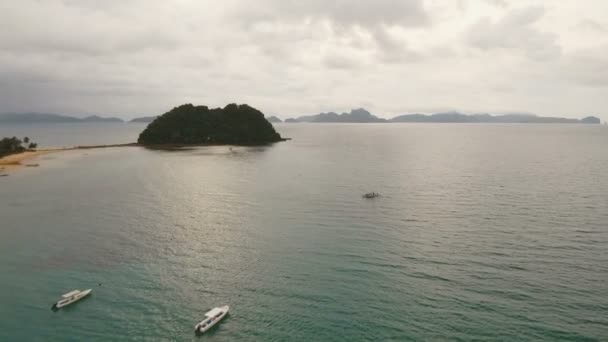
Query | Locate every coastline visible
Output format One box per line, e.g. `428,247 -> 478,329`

0,150 -> 59,171
0,140 -> 289,174
0,143 -> 139,173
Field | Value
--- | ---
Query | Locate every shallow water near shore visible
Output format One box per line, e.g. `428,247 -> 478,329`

0,123 -> 607,341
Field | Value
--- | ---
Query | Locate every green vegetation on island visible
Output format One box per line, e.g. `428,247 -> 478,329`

0,137 -> 38,158
137,104 -> 285,145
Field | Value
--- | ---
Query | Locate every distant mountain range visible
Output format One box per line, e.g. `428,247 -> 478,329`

129,116 -> 157,123
285,109 -> 601,124
1,111 -> 601,125
0,113 -> 124,123
390,112 -> 601,124
0,113 -> 164,124
0,113 -> 280,124
266,115 -> 282,123
287,109 -> 386,123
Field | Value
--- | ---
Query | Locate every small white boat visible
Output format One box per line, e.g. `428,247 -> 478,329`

52,289 -> 92,310
194,305 -> 229,334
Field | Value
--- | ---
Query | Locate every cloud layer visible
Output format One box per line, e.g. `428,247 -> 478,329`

0,0 -> 607,120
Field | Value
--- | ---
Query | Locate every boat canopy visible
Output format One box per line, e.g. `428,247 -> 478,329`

62,290 -> 80,298
205,308 -> 224,318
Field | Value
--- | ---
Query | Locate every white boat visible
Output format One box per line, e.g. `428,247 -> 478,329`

52,289 -> 92,310
194,305 -> 229,334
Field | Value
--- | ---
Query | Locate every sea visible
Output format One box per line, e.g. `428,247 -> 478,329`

0,123 -> 607,341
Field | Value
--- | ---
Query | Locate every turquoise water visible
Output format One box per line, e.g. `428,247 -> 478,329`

1,124 -> 607,341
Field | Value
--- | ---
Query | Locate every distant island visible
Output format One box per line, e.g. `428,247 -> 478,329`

288,109 -> 386,123
80,115 -> 124,123
2,110 -> 601,125
266,116 -> 282,123
129,116 -> 158,123
285,109 -> 601,124
389,112 -> 601,124
138,103 -> 286,145
0,113 -> 124,123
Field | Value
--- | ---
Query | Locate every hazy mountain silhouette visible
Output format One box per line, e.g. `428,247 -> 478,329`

81,115 -> 123,123
391,112 -> 601,124
266,115 -> 282,123
287,108 -> 386,123
129,116 -> 158,123
0,113 -> 124,123
284,109 -> 600,124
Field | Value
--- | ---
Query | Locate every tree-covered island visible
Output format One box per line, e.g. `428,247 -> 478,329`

137,104 -> 286,145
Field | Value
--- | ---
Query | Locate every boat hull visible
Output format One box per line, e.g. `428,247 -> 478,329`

195,305 -> 229,334
53,289 -> 92,310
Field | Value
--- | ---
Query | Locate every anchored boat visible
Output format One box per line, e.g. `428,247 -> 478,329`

363,192 -> 380,199
195,305 -> 229,334
52,289 -> 92,310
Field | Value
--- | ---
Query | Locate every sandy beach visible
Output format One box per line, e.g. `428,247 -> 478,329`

0,144 -> 139,174
0,150 -> 59,171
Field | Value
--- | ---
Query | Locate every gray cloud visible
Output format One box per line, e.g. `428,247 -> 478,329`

0,2 -> 184,56
577,19 -> 607,32
466,6 -> 561,61
484,0 -> 508,7
323,52 -> 364,70
232,0 -> 430,69
0,1 -> 606,120
371,28 -> 422,63
237,0 -> 430,30
563,46 -> 608,88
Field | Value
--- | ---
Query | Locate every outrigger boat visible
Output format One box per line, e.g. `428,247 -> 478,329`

52,289 -> 92,310
363,192 -> 380,199
194,305 -> 229,334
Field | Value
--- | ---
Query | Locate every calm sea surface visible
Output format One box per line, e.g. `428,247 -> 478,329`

0,123 -> 607,341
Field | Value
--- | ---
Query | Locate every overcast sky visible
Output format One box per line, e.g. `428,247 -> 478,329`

1,0 -> 607,120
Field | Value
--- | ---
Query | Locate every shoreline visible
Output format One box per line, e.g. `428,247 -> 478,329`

0,140 -> 290,174
0,143 -> 139,173
0,150 -> 59,171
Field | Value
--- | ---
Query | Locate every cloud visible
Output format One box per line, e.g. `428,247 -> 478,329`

563,46 -> 608,88
370,27 -> 422,63
323,54 -> 362,69
484,0 -> 508,7
576,19 -> 607,32
0,1 -> 186,56
0,1 -> 606,121
237,0 -> 430,30
233,0 -> 429,66
466,6 -> 561,60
